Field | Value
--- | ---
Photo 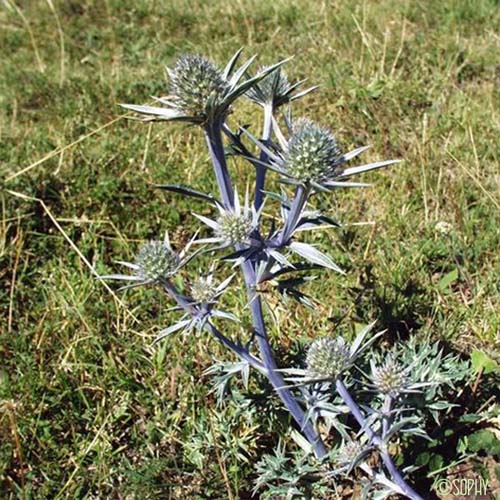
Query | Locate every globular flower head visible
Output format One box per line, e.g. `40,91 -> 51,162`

241,117 -> 399,191
135,240 -> 180,282
306,336 -> 351,379
216,212 -> 253,244
188,271 -> 235,327
193,188 -> 261,249
285,118 -> 342,183
190,275 -> 220,303
246,67 -> 289,107
337,440 -> 364,466
100,233 -> 198,290
249,66 -> 290,101
372,357 -> 408,398
168,54 -> 228,118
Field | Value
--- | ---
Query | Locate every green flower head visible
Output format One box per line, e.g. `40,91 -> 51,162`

372,357 -> 408,398
306,336 -> 351,379
285,118 -> 342,183
247,66 -> 318,108
216,212 -> 253,245
135,240 -> 180,282
338,440 -> 364,466
169,54 -> 228,118
190,275 -> 219,303
121,50 -> 289,125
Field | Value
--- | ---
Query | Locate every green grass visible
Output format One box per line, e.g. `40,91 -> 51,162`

1,0 -> 499,498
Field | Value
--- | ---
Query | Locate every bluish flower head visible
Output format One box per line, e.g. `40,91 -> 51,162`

372,357 -> 408,398
99,234 -> 198,291
337,440 -> 364,466
246,66 -> 318,109
285,118 -> 342,183
169,54 -> 228,118
193,187 -> 261,248
241,118 -> 400,190
253,66 -> 289,100
216,212 -> 253,245
247,66 -> 290,106
121,50 -> 290,125
306,336 -> 351,379
190,275 -> 220,303
135,240 -> 180,282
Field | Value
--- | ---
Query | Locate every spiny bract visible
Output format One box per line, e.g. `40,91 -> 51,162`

169,54 -> 228,117
247,66 -> 290,106
372,357 -> 408,397
216,212 -> 253,244
306,337 -> 351,379
135,241 -> 180,282
285,118 -> 341,183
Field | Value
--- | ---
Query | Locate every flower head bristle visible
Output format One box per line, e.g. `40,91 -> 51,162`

285,118 -> 342,183
216,212 -> 253,244
306,337 -> 351,379
191,276 -> 218,303
135,241 -> 179,282
338,440 -> 364,466
169,54 -> 228,117
372,357 -> 408,397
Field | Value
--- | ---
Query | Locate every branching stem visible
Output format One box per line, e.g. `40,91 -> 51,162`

161,279 -> 265,371
336,380 -> 424,500
242,260 -> 327,458
205,119 -> 327,458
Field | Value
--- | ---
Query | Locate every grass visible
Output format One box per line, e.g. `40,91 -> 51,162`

1,0 -> 499,498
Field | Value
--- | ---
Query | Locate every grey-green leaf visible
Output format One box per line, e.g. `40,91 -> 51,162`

289,241 -> 344,274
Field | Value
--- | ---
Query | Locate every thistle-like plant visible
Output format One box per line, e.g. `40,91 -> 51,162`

99,50 -> 468,500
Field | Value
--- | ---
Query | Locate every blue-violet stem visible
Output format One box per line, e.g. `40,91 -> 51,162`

242,259 -> 327,458
254,104 -> 273,212
204,120 -> 235,209
204,120 -> 327,458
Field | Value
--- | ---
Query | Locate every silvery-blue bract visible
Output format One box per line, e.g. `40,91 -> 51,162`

246,66 -> 318,109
